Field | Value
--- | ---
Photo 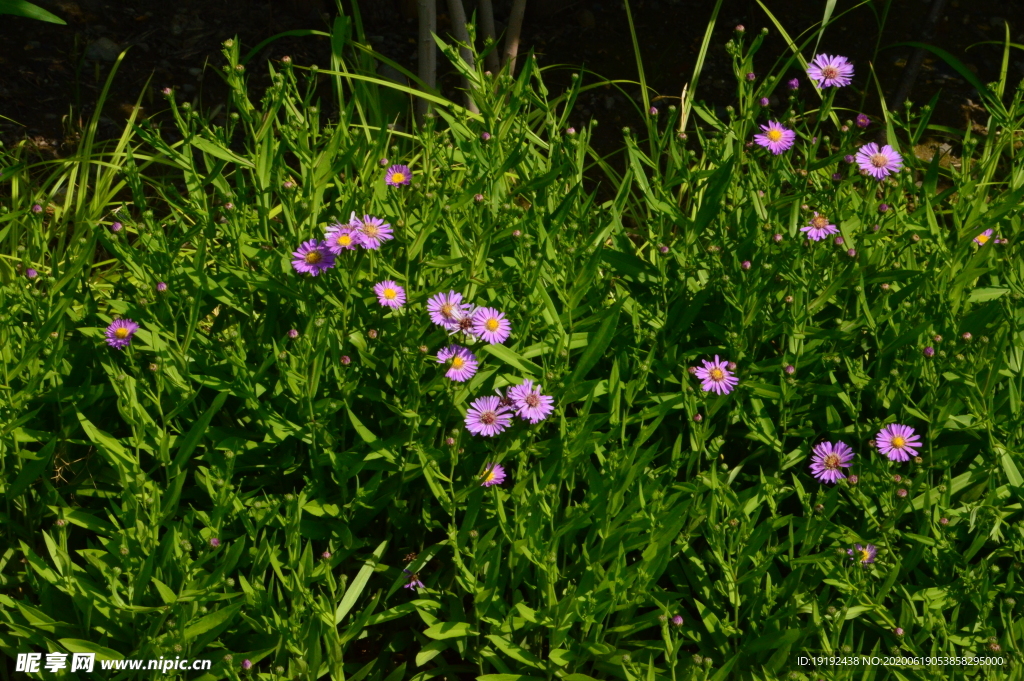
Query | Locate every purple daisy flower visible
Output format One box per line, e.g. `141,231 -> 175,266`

472,307 -> 512,344
847,543 -> 877,564
427,290 -> 470,329
753,121 -> 796,155
437,345 -> 478,382
809,441 -> 855,484
385,164 -> 412,186
856,113 -> 871,128
324,222 -> 361,253
446,304 -> 481,340
26,268 -> 38,279
507,379 -> 555,423
105,319 -> 140,349
694,355 -> 739,395
465,396 -> 513,437
403,569 -> 425,590
875,424 -> 922,462
373,280 -> 406,308
855,142 -> 904,180
291,239 -> 336,276
355,215 -> 394,250
787,78 -> 800,91
481,463 -> 506,487
974,229 -> 994,246
800,212 -> 840,241
807,53 -> 854,88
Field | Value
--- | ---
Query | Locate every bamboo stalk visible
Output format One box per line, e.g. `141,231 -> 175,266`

446,0 -> 479,113
478,0 -> 500,73
502,0 -> 527,77
416,0 -> 437,123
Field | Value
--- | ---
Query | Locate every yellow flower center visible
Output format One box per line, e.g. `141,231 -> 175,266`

451,356 -> 465,369
710,368 -> 724,380
363,225 -> 378,237
976,234 -> 990,244
891,436 -> 906,448
859,549 -> 872,562
114,328 -> 129,339
391,172 -> 406,184
305,250 -> 323,264
383,288 -> 397,300
824,453 -> 840,468
337,234 -> 352,246
811,215 -> 829,229
485,318 -> 500,332
440,303 -> 454,318
483,469 -> 496,482
822,65 -> 839,79
767,129 -> 783,142
870,153 -> 889,168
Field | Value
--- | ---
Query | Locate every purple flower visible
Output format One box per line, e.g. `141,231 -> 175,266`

759,97 -> 770,107
209,538 -> 221,548
807,53 -> 854,88
741,260 -> 751,270
507,380 -> 555,423
855,142 -> 904,180
385,164 -> 411,186
105,319 -> 140,349
856,113 -> 871,128
110,221 -> 123,232
879,203 -> 890,213
753,121 -> 796,155
844,154 -> 855,163
374,280 -> 406,308
787,78 -> 800,91
472,307 -> 512,344
241,660 -> 253,671
26,268 -> 38,279
340,355 -> 351,365
481,463 -> 506,487
923,346 -> 935,357
746,72 -> 756,81
895,628 -> 904,637
847,543 -> 877,564
832,172 -> 843,181
834,236 -> 844,245
156,282 -> 168,292
403,569 -> 425,590
809,441 -> 855,484
291,239 -> 336,276
288,329 -> 299,339
875,424 -> 922,462
672,615 -> 684,626
427,290 -> 469,329
694,355 -> 739,395
847,248 -> 857,257
773,233 -> 783,242
354,215 -> 394,250
649,106 -> 659,116
324,221 -> 361,253
784,365 -> 796,375
974,229 -> 994,246
465,396 -> 513,437
800,212 -> 839,241
437,345 -> 478,382
31,204 -> 42,214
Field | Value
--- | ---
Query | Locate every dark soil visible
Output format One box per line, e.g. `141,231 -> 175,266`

0,0 -> 1020,158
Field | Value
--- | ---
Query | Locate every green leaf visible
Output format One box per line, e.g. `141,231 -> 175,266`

58,640 -> 123,660
481,344 -> 542,377
423,621 -> 475,640
5,438 -> 56,501
335,540 -> 387,625
567,300 -> 624,386
182,603 -> 242,641
0,0 -> 66,23
190,136 -> 256,168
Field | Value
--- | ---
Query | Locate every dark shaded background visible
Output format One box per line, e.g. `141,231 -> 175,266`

0,0 -> 1020,155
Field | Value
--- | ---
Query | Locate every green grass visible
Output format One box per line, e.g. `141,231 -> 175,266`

0,3 -> 1022,681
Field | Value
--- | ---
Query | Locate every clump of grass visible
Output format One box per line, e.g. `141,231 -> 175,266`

0,2 -> 1021,680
